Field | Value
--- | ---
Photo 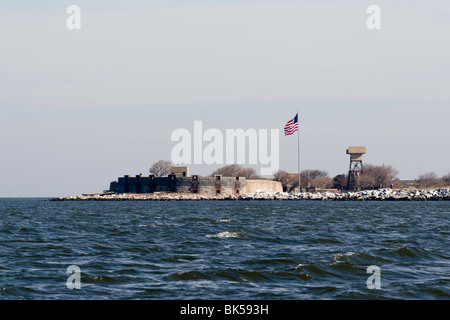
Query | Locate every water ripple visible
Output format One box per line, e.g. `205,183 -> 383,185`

0,199 -> 448,299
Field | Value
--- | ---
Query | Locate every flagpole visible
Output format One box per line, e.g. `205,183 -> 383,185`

297,109 -> 300,192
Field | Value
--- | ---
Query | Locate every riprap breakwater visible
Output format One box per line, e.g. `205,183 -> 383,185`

50,188 -> 450,201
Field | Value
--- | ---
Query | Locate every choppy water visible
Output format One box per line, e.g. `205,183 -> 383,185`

0,198 -> 449,300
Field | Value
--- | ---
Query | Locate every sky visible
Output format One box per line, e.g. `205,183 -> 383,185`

0,0 -> 449,197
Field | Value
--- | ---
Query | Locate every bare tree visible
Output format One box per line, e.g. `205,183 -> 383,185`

211,164 -> 241,177
273,170 -> 294,192
211,164 -> 259,179
360,164 -> 378,189
417,172 -> 439,189
149,160 -> 173,177
300,170 -> 332,190
360,164 -> 399,189
442,172 -> 450,186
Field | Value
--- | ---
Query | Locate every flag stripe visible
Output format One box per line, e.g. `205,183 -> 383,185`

284,114 -> 299,136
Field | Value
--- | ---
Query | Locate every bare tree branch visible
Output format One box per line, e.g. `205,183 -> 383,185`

210,164 -> 259,179
417,172 -> 439,188
149,160 -> 173,177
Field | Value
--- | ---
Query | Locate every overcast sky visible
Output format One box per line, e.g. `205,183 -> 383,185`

1,0 -> 449,197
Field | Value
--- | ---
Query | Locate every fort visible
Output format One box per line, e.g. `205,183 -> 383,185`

108,172 -> 283,196
50,148 -> 450,201
50,165 -> 450,202
109,174 -> 245,195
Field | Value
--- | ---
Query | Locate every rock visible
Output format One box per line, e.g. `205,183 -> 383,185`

49,188 -> 450,201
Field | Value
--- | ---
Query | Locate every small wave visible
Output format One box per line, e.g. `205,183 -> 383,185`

375,245 -> 437,262
0,228 -> 13,235
297,272 -> 313,280
331,252 -> 359,263
331,251 -> 386,264
162,255 -> 198,262
327,251 -> 388,277
206,231 -> 240,238
311,238 -> 341,244
1,286 -> 13,294
166,270 -> 211,281
166,268 -> 300,283
83,275 -> 115,283
295,263 -> 330,279
393,246 -> 433,259
115,268 -> 139,275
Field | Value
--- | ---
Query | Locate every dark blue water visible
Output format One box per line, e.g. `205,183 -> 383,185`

0,198 -> 449,300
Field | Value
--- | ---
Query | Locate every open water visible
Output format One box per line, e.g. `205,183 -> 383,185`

0,198 -> 449,300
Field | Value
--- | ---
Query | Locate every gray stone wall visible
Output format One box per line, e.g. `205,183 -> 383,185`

109,174 -> 247,195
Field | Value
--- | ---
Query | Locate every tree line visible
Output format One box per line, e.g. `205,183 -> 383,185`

148,160 -> 450,191
274,166 -> 450,192
148,161 -> 259,179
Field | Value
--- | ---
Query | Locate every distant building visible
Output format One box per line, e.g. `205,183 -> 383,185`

171,166 -> 189,177
347,146 -> 366,191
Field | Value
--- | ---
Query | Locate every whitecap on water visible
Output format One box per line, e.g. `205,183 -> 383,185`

206,231 -> 240,238
331,252 -> 358,263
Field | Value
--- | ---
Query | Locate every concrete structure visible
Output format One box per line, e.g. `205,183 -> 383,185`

246,179 -> 283,193
109,174 -> 248,195
109,174 -> 284,196
346,146 -> 366,191
171,166 -> 189,177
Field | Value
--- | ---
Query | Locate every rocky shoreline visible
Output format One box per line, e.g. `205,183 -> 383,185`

49,193 -> 240,201
240,188 -> 450,201
49,188 -> 450,201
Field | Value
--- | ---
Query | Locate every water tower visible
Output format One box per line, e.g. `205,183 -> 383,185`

346,146 -> 366,191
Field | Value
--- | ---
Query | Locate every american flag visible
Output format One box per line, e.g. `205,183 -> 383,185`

284,113 -> 298,136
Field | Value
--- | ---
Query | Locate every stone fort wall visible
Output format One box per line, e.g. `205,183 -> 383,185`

109,174 -> 248,195
109,175 -> 283,195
